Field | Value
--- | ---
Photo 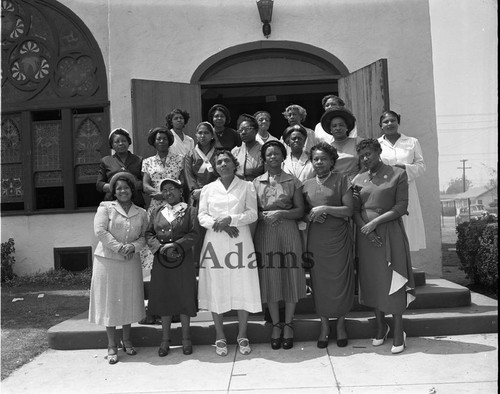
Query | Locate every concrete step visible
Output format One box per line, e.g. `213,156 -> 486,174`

294,276 -> 469,315
413,269 -> 426,287
48,279 -> 497,350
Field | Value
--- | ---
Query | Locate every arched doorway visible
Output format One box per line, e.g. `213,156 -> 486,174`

192,41 -> 349,137
131,42 -> 388,158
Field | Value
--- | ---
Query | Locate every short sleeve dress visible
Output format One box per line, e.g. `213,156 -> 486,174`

352,163 -> 416,313
253,171 -> 306,304
302,173 -> 355,318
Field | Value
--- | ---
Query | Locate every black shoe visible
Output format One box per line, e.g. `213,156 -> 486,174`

271,323 -> 283,350
282,322 -> 294,350
138,315 -> 156,325
158,340 -> 170,357
182,339 -> 193,355
317,327 -> 330,349
336,338 -> 348,348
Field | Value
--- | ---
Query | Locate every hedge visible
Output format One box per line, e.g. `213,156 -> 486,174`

456,215 -> 498,293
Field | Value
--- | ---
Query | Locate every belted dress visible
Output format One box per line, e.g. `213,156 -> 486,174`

352,164 -> 416,314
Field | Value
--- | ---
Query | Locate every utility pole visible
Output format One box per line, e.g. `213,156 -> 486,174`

457,159 -> 472,192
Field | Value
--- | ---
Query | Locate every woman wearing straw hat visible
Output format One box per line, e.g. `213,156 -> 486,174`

320,106 -> 362,183
96,128 -> 145,207
89,172 -> 148,364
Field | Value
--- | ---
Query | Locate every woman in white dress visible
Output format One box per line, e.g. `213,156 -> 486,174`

378,110 -> 426,251
198,149 -> 261,356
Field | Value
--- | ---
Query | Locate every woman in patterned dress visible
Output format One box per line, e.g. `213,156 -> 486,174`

253,140 -> 306,350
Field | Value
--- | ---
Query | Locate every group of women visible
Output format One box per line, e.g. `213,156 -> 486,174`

89,98 -> 425,364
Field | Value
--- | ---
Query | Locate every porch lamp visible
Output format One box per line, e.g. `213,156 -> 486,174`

256,0 -> 274,38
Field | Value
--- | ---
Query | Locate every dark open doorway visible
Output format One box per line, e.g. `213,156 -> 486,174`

201,81 -> 338,137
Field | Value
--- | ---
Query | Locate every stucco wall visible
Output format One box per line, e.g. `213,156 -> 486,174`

1,213 -> 96,275
3,0 -> 442,275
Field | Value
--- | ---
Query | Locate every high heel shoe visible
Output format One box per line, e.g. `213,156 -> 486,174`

372,324 -> 390,347
182,338 -> 193,355
391,331 -> 407,354
271,323 -> 283,350
317,327 -> 330,349
120,339 -> 137,355
158,339 -> 170,357
107,346 -> 118,364
282,323 -> 294,350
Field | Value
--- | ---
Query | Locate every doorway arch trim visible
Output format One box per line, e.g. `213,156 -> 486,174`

190,40 -> 349,85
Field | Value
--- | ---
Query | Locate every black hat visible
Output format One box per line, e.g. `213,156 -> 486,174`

321,106 -> 356,134
207,104 -> 231,126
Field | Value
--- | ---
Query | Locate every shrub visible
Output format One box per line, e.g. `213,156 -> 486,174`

1,238 -> 16,282
456,215 -> 498,291
476,223 -> 498,289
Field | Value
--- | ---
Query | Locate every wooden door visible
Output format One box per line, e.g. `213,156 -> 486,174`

338,59 -> 389,139
131,79 -> 202,159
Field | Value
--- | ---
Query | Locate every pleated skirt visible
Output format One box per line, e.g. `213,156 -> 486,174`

254,218 -> 307,303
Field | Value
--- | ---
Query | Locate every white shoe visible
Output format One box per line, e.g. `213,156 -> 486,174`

391,331 -> 407,354
372,324 -> 390,347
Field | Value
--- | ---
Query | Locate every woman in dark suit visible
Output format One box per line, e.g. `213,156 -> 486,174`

146,178 -> 200,356
96,128 -> 145,207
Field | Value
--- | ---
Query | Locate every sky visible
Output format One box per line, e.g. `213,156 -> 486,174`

429,0 -> 498,192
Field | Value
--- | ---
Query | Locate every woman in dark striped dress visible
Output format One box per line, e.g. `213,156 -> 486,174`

253,140 -> 306,350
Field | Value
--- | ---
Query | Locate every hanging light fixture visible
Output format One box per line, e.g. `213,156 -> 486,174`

256,0 -> 274,39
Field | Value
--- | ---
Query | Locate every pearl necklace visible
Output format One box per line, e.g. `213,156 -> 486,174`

316,171 -> 332,189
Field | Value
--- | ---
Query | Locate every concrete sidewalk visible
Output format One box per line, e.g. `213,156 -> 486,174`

1,334 -> 497,393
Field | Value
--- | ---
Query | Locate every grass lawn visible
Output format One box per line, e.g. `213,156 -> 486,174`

1,285 -> 90,380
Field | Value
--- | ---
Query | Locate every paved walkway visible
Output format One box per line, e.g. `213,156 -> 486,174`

1,334 -> 497,393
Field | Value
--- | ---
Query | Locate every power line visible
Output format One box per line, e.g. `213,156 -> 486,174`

457,159 -> 472,192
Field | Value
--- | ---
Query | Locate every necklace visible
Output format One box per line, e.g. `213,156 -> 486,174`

316,171 -> 332,189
